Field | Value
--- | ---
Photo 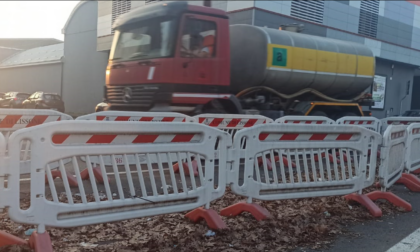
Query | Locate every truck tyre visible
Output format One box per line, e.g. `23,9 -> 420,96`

309,110 -> 328,117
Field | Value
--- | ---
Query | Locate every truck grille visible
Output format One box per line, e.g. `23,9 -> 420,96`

107,85 -> 159,108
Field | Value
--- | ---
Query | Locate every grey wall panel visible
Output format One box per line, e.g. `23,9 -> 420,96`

371,58 -> 415,118
334,1 -> 349,6
0,64 -> 62,95
254,9 -> 327,37
384,2 -> 400,22
228,9 -> 253,25
399,1 -> 415,26
63,1 -> 110,115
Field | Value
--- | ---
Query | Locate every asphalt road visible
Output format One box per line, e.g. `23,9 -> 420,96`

298,184 -> 420,252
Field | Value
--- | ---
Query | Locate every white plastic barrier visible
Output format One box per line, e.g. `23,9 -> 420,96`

381,117 -> 420,134
76,112 -> 196,166
378,125 -> 407,188
227,124 -> 382,201
337,116 -> 381,133
405,123 -> 420,172
0,109 -> 73,172
76,111 -> 196,122
275,116 -> 335,125
5,121 -> 231,232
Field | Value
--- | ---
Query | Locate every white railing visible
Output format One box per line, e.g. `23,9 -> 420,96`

337,116 -> 381,133
381,117 -> 420,134
227,124 -> 381,200
5,121 -> 231,231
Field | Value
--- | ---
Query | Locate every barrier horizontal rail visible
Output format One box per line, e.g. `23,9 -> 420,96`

76,111 -> 196,122
381,117 -> 420,134
76,112 -> 196,167
4,121 -> 232,250
222,124 -> 382,219
336,116 -> 381,133
275,116 -> 335,125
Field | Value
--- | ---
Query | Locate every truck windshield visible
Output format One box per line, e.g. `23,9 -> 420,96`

110,17 -> 176,61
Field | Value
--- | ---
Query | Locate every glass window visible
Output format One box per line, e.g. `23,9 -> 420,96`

44,94 -> 61,100
110,17 -> 176,61
16,93 -> 29,99
180,18 -> 216,58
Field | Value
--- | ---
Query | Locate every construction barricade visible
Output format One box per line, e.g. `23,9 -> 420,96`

357,125 -> 412,211
1,120 -> 231,251
275,115 -> 335,125
381,117 -> 420,134
221,123 -> 383,219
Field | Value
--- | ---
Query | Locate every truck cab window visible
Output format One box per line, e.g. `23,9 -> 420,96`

180,18 -> 216,58
110,17 -> 176,61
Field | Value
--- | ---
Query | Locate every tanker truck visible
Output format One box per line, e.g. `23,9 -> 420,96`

104,1 -> 375,119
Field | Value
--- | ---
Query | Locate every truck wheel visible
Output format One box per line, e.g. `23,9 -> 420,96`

309,110 -> 328,117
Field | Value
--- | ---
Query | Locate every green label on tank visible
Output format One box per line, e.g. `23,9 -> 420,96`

272,48 -> 287,67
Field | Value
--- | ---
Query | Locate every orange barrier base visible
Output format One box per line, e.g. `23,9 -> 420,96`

173,160 -> 198,176
220,202 -> 272,221
28,231 -> 53,252
395,173 -> 420,192
0,230 -> 27,247
80,166 -> 110,184
185,207 -> 227,230
45,170 -> 78,187
344,193 -> 382,217
366,191 -> 412,211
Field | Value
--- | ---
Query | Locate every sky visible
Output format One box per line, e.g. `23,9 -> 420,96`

0,1 -> 80,41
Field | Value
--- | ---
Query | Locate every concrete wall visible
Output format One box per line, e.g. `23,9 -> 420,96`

371,59 -> 416,118
63,1 -> 109,115
0,63 -> 62,94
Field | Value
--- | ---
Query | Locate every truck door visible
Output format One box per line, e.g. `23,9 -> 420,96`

174,14 -> 219,87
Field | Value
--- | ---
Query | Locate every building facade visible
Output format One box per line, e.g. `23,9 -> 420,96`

96,0 -> 420,118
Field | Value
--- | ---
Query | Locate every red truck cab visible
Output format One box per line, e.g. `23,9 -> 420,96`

106,2 -> 238,114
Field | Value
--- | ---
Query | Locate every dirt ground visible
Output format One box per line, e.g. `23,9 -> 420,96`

0,185 -> 405,252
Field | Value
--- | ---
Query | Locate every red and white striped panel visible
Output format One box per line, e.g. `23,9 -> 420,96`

412,128 -> 420,135
259,132 -> 360,141
197,117 -> 267,128
96,116 -> 188,122
283,120 -> 326,124
52,133 -> 202,145
387,121 -> 413,125
342,120 -> 374,125
276,116 -> 334,125
390,131 -> 405,140
0,115 -> 62,130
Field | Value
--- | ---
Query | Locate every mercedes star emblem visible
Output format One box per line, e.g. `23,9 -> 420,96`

123,87 -> 132,103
